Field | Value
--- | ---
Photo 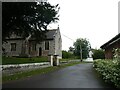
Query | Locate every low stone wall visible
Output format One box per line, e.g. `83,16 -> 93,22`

2,62 -> 50,76
2,62 -> 50,70
1,60 -> 82,76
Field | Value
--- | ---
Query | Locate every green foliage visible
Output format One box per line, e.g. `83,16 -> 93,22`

113,48 -> 120,60
93,59 -> 120,88
62,50 -> 74,59
2,56 -> 48,65
73,38 -> 91,59
68,46 -> 74,52
92,49 -> 105,60
2,2 -> 60,43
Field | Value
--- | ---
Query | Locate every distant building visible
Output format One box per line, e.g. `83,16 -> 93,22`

2,28 -> 62,59
100,33 -> 120,59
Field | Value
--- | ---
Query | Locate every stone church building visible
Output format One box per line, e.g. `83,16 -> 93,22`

2,28 -> 62,59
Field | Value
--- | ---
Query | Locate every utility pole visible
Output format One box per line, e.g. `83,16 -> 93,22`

62,33 -> 83,61
80,43 -> 82,62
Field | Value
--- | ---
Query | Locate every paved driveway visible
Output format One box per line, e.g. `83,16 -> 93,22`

3,63 -> 112,88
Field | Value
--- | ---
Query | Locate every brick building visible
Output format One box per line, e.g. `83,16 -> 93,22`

100,33 -> 120,59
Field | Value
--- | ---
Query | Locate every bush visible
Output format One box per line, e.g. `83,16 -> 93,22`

62,50 -> 74,59
113,48 -> 120,60
92,49 -> 105,60
93,59 -> 120,88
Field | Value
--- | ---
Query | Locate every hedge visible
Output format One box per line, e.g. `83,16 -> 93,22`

93,59 -> 120,88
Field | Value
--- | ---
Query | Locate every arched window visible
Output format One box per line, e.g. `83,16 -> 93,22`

11,43 -> 16,51
45,41 -> 49,50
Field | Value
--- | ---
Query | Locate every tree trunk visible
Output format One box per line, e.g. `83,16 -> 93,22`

20,34 -> 31,57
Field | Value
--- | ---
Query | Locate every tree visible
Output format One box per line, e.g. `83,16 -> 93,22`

92,49 -> 105,60
68,46 -> 74,53
73,38 -> 91,59
62,50 -> 74,59
2,1 -> 60,43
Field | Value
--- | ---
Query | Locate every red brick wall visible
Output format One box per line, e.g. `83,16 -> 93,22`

105,47 -> 113,59
105,40 -> 120,59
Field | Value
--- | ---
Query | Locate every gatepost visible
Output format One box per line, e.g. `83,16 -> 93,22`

56,56 -> 60,66
48,54 -> 53,66
48,54 -> 60,66
53,55 -> 59,66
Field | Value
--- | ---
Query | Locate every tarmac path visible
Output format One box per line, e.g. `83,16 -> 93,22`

2,63 -> 112,88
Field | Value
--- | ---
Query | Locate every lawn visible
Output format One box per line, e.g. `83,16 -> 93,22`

60,58 -> 74,61
60,58 -> 79,62
2,56 -> 81,65
2,56 -> 48,65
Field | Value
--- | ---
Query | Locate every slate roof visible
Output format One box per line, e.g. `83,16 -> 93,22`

46,29 -> 57,40
5,29 -> 58,40
100,33 -> 120,49
27,29 -> 57,40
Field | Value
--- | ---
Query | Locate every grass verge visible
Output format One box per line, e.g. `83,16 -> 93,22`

60,58 -> 75,61
2,62 -> 81,83
2,56 -> 48,65
60,58 -> 79,61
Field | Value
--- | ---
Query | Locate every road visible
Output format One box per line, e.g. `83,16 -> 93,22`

3,63 -> 112,88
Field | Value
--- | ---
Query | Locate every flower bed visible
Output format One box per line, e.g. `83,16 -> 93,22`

93,59 -> 120,88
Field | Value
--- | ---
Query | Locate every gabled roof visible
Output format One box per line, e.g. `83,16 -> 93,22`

46,29 -> 57,40
100,33 -> 120,49
5,29 -> 58,40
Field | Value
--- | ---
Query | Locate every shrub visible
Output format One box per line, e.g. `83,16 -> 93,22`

62,50 -> 74,59
92,49 -> 105,60
113,48 -> 120,61
93,59 -> 120,88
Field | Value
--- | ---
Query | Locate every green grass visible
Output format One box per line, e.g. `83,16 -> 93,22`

2,56 -> 48,65
60,58 -> 78,61
2,62 -> 81,83
0,56 -> 2,65
60,58 -> 72,61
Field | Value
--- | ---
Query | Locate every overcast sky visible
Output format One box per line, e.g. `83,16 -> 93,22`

48,0 -> 120,51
